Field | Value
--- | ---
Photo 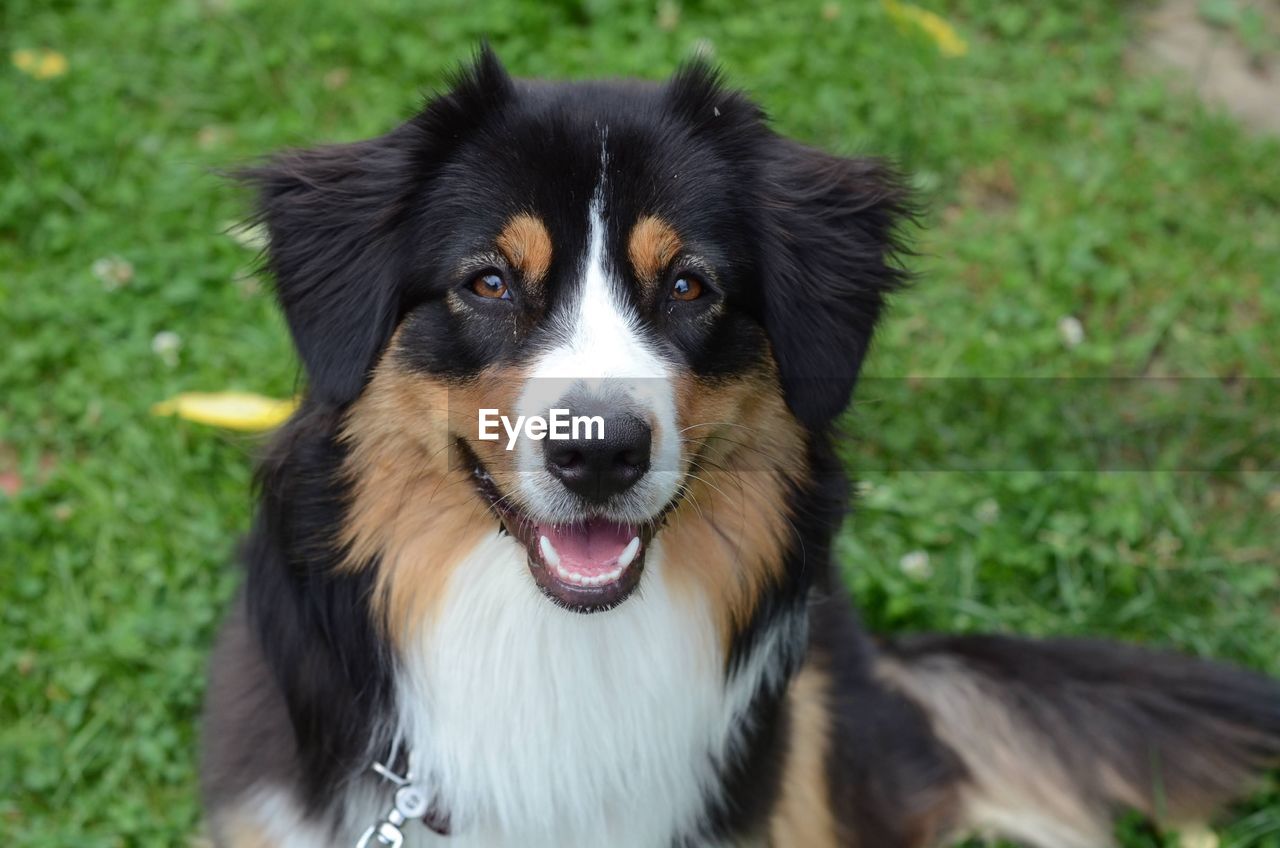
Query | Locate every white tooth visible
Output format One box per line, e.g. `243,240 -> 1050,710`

617,537 -> 641,568
539,536 -> 561,568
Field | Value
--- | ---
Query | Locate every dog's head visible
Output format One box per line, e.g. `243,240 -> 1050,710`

247,49 -> 909,619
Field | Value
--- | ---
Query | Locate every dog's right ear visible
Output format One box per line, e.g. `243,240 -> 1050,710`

239,131 -> 417,406
239,47 -> 514,405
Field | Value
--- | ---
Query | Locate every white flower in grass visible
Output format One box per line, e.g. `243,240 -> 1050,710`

975,498 -> 1000,525
899,549 -> 933,581
1058,315 -> 1085,348
92,256 -> 134,291
224,221 -> 268,252
151,331 -> 182,367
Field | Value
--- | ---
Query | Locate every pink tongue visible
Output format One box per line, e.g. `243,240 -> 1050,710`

538,518 -> 635,575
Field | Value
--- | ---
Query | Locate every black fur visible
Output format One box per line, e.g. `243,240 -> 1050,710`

759,139 -> 914,429
816,594 -> 970,846
244,405 -> 396,811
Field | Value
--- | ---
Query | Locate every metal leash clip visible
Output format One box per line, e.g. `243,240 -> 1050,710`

356,761 -> 431,848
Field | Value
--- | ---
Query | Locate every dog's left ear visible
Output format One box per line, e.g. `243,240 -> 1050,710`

759,139 -> 913,430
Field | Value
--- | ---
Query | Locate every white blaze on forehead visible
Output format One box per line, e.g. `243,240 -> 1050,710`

514,183 -> 682,523
538,198 -> 665,381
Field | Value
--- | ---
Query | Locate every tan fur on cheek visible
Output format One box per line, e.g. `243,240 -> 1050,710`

497,212 -> 553,286
661,362 -> 807,648
771,661 -> 840,848
628,215 -> 683,291
339,349 -> 526,645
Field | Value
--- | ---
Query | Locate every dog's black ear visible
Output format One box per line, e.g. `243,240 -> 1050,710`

240,47 -> 514,405
759,139 -> 913,429
240,132 -> 416,406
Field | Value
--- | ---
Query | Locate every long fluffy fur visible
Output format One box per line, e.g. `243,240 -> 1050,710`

879,634 -> 1280,847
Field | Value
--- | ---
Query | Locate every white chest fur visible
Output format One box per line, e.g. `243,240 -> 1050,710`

376,532 -> 777,848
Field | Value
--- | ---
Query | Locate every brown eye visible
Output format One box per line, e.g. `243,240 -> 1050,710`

670,274 -> 703,302
470,271 -> 510,300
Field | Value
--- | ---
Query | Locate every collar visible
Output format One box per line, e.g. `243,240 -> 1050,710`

356,759 -> 451,846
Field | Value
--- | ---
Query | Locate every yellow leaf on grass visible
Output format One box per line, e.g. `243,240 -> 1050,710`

882,0 -> 968,58
13,48 -> 69,79
152,392 -> 298,431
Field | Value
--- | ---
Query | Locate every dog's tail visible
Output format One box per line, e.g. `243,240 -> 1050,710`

877,634 -> 1280,848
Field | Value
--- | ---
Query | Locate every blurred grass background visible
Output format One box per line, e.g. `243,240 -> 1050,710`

1,0 -> 1278,845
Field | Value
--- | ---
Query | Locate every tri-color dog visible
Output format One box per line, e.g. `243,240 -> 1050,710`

201,50 -> 1280,847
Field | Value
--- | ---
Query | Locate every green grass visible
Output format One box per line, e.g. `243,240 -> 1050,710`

2,0 -> 1278,845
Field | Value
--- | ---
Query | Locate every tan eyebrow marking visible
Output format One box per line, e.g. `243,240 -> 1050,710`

628,215 -> 683,288
496,213 -> 553,284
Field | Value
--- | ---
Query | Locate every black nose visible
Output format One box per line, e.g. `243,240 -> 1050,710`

544,412 -> 651,503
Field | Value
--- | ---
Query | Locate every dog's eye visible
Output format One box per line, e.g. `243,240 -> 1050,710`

670,274 -> 704,302
470,271 -> 510,300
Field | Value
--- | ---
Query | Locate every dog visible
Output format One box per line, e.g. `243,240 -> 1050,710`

200,49 -> 1280,847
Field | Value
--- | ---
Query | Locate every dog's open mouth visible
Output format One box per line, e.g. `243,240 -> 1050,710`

528,517 -> 648,610
472,464 -> 653,612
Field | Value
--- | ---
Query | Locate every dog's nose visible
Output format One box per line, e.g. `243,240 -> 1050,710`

544,412 -> 651,503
